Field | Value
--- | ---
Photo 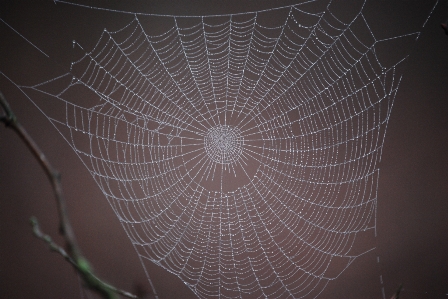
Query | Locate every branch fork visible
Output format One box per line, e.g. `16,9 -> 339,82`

0,91 -> 138,299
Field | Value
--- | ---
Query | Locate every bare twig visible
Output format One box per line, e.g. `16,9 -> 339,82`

0,91 -> 80,259
390,284 -> 403,299
30,217 -> 138,299
0,91 -> 138,299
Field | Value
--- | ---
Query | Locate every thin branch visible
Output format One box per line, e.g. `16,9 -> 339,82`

0,91 -> 79,259
0,91 -> 138,299
30,217 -> 138,299
389,284 -> 403,299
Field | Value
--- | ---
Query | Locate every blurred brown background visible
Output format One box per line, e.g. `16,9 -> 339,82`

1,1 -> 447,298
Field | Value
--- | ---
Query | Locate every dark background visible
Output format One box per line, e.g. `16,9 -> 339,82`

0,1 -> 447,298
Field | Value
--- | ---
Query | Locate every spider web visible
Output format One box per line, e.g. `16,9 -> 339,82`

11,0 -> 436,298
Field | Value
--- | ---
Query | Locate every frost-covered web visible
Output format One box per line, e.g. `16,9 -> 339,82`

12,0 -> 436,298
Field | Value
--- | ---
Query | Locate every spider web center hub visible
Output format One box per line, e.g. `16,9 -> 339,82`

204,125 -> 243,164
